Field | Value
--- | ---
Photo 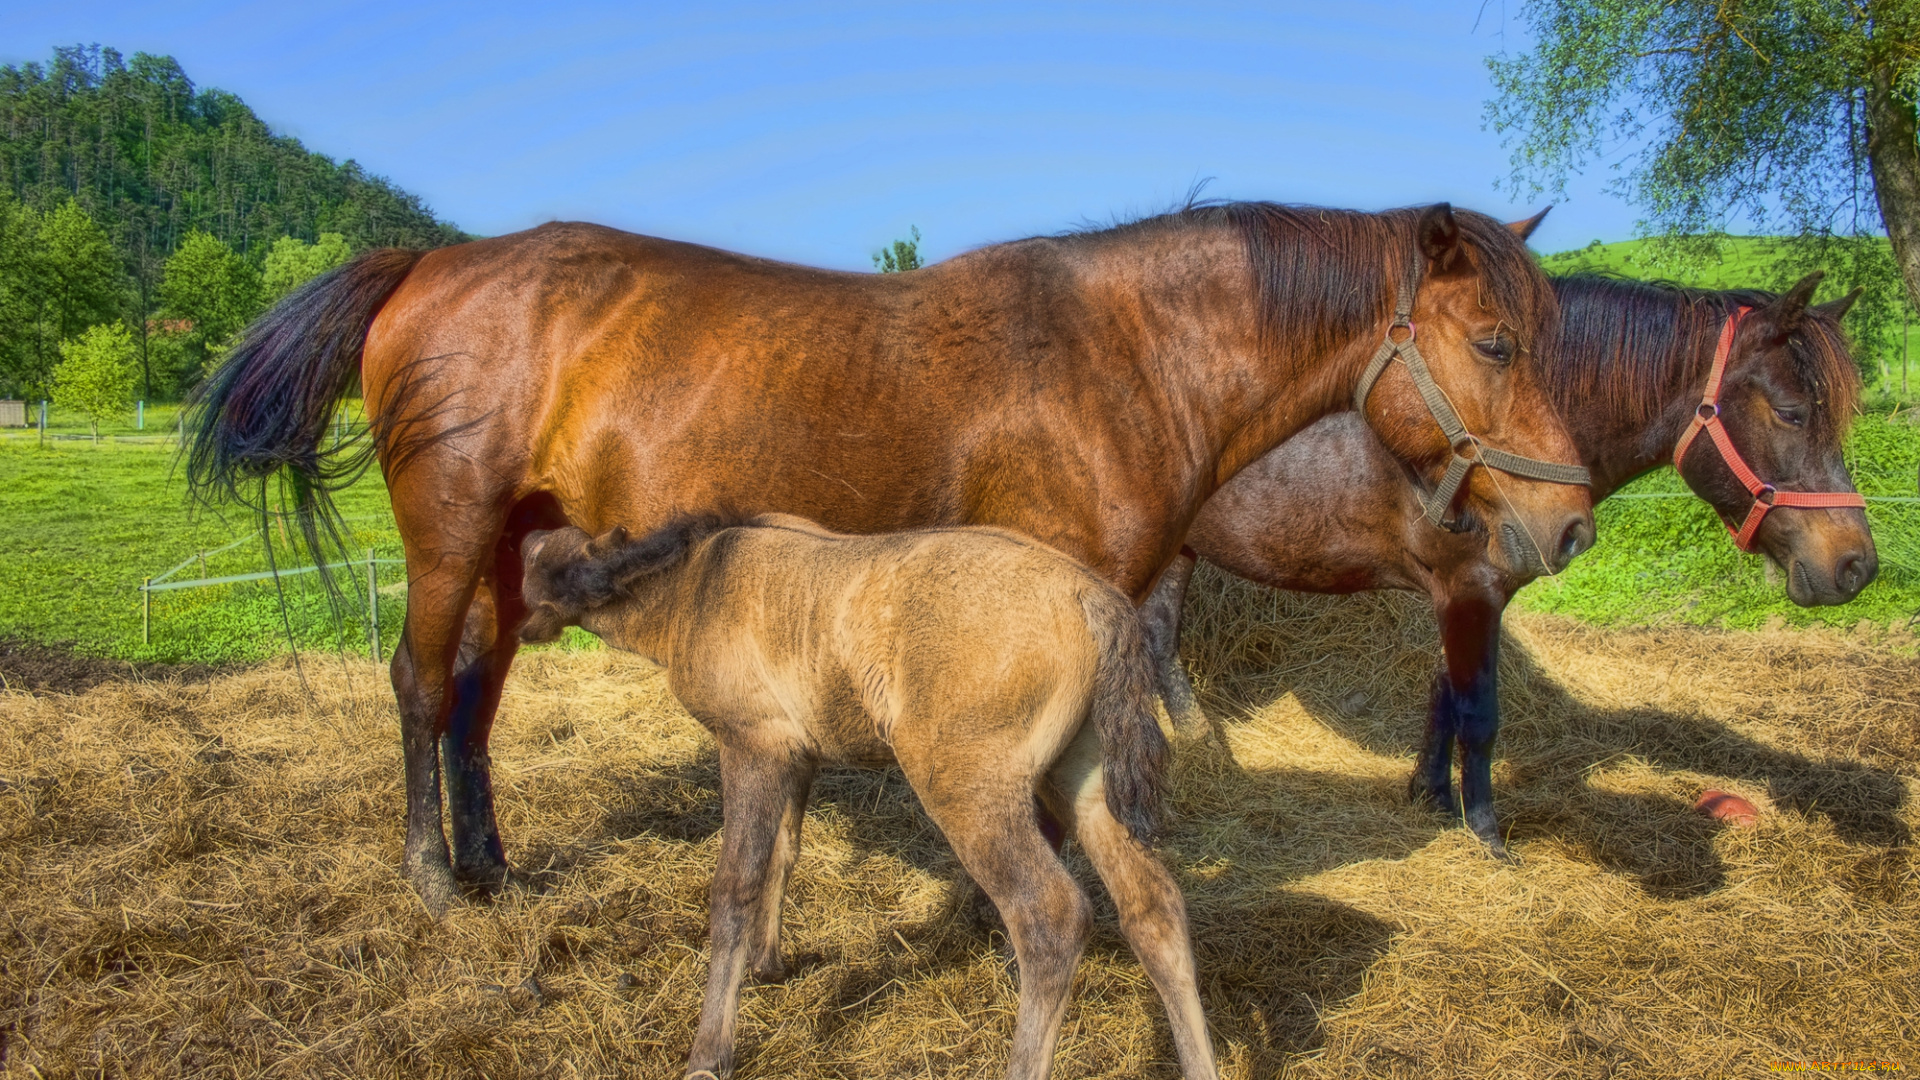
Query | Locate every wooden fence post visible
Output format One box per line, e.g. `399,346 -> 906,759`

368,548 -> 380,661
142,579 -> 151,645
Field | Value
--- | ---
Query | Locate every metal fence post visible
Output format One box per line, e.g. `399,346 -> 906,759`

368,548 -> 380,661
142,579 -> 151,645
137,400 -> 144,430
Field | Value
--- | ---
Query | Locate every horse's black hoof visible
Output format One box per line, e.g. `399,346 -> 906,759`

1407,778 -> 1458,818
453,858 -> 514,895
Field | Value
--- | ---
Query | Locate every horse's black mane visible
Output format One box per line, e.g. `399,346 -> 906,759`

1064,200 -> 1559,362
1548,275 -> 1861,437
533,514 -> 739,613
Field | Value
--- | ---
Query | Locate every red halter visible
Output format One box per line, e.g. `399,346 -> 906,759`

1672,307 -> 1866,552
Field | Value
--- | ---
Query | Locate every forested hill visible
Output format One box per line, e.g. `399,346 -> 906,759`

0,45 -> 466,269
0,45 -> 469,401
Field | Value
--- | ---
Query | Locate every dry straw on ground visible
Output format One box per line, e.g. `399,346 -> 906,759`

1,566 -> 1915,1078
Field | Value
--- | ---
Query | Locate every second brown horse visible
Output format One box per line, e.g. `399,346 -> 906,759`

1144,272 -> 1875,856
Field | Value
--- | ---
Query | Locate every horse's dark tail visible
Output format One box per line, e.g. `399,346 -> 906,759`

1082,588 -> 1171,844
185,249 -> 425,592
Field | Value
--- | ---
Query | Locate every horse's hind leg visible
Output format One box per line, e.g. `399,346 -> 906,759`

1141,552 -> 1211,741
688,740 -> 811,1080
442,495 -> 567,888
1046,727 -> 1218,1080
390,560 -> 486,914
910,755 -> 1090,1080
441,585 -> 513,887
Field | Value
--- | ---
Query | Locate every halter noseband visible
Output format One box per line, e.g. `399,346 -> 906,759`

1672,306 -> 1866,552
1352,252 -> 1592,533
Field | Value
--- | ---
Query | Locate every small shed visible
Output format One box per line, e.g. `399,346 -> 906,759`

0,400 -> 26,427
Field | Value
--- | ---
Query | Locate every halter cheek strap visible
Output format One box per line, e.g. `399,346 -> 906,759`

1672,306 -> 1866,552
1353,252 -> 1591,532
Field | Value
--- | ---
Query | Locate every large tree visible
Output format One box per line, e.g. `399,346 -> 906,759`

160,230 -> 261,381
1489,1 -> 1920,306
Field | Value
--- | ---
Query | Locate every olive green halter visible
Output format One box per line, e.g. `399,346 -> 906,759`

1353,252 -> 1591,531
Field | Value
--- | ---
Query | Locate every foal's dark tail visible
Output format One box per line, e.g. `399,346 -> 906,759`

1083,589 -> 1171,844
184,249 -> 425,590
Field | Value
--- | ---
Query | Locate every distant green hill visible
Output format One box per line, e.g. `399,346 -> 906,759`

1539,236 -> 1789,287
0,45 -> 468,274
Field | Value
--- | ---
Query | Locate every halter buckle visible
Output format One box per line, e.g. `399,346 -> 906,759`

1696,402 -> 1719,421
1755,484 -> 1776,506
1387,320 -> 1416,344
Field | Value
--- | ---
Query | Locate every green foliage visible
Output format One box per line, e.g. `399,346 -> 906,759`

0,45 -> 466,401
159,230 -> 262,386
1489,1 -> 1913,237
0,196 -> 121,398
0,46 -> 466,264
51,323 -> 138,440
873,226 -> 923,273
261,233 -> 352,304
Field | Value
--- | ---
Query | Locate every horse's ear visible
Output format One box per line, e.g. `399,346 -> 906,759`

518,601 -> 571,644
586,525 -> 631,557
1814,286 -> 1864,321
522,529 -> 554,564
1767,271 -> 1824,336
1505,206 -> 1551,241
1417,203 -> 1462,272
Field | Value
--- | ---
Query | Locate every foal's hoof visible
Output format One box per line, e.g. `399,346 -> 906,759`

752,950 -> 821,985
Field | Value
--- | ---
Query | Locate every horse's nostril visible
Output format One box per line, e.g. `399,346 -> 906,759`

1835,552 -> 1877,596
1556,518 -> 1594,569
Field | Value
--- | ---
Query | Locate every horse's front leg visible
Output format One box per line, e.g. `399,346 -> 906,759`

1409,587 -> 1462,813
1436,593 -> 1509,859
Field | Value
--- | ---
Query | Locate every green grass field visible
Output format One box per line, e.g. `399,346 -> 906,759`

0,413 -> 1915,666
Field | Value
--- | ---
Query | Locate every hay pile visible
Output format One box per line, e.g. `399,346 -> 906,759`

1,566 -> 1915,1077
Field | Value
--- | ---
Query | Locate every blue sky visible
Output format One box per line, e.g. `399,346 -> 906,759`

6,1 -> 1645,268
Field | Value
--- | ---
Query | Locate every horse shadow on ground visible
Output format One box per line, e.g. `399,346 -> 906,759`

507,732 -> 1394,1071
1183,590 -> 1914,902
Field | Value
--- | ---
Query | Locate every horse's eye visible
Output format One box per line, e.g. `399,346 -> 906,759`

1473,337 -> 1514,364
1772,404 -> 1808,428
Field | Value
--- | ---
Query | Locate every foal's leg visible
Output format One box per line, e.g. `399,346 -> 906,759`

688,741 -> 811,1080
1140,552 -> 1211,741
909,756 -> 1090,1080
1047,728 -> 1218,1080
745,759 -> 813,982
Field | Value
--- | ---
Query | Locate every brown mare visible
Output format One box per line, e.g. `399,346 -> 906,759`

519,515 -> 1213,1079
1143,272 -> 1875,857
187,202 -> 1594,911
